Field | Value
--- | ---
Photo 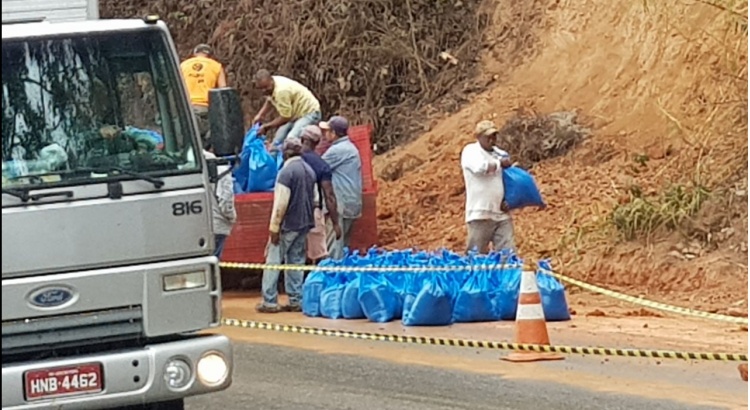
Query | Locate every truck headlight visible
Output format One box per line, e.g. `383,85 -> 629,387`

163,271 -> 206,292
196,352 -> 229,387
164,358 -> 192,390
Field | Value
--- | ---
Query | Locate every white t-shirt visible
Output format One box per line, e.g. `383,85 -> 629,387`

460,142 -> 510,223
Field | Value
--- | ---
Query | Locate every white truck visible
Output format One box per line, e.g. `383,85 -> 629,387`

2,2 -> 238,409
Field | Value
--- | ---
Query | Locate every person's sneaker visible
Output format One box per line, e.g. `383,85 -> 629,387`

281,304 -> 302,313
255,303 -> 281,314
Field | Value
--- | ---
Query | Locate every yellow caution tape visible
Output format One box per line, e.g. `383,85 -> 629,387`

219,262 -> 748,325
541,269 -> 749,325
221,317 -> 748,362
220,262 -> 484,272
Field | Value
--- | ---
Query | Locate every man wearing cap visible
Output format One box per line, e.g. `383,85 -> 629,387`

252,70 -> 322,149
461,120 -> 515,254
258,137 -> 317,313
180,44 -> 228,138
300,125 -> 342,262
320,116 -> 362,259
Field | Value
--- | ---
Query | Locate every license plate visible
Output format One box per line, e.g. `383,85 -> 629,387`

25,363 -> 103,401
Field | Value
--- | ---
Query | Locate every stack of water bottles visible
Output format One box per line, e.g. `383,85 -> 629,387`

302,248 -> 570,326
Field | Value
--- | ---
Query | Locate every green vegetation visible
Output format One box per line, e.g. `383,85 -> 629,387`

611,184 -> 710,240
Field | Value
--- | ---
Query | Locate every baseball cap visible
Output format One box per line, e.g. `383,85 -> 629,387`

475,120 -> 499,137
282,137 -> 303,153
300,125 -> 322,143
319,115 -> 349,136
193,44 -> 213,55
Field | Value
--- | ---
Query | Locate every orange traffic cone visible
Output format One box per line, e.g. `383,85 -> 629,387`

502,270 -> 565,363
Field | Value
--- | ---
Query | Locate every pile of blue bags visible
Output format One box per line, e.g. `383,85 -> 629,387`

233,124 -> 284,194
302,248 -> 570,326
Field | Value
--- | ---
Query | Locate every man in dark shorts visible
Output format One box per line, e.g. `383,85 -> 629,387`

257,137 -> 317,313
300,125 -> 341,262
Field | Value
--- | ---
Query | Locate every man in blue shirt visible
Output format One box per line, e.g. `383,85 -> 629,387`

257,137 -> 317,313
320,116 -> 363,260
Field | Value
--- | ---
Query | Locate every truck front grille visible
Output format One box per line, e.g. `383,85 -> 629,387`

2,306 -> 144,362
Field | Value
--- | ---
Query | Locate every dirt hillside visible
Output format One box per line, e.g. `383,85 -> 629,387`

101,0 -> 492,152
376,0 -> 748,314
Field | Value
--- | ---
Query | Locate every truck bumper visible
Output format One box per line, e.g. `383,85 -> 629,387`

1,334 -> 233,409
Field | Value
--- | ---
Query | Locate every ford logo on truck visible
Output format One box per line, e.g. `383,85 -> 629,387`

28,286 -> 76,309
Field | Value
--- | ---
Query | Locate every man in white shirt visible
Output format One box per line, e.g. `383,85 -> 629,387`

203,140 -> 237,258
460,120 -> 514,254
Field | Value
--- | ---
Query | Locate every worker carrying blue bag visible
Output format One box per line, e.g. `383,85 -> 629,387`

461,120 -> 545,255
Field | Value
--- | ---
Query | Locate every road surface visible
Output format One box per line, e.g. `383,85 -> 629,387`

186,341 -> 732,410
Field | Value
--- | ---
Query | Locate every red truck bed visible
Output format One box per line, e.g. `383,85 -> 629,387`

222,125 -> 379,263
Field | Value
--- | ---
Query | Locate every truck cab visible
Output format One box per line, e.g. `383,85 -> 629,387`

2,17 -> 234,410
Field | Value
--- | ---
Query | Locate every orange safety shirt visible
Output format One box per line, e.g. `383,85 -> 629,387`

180,56 -> 223,106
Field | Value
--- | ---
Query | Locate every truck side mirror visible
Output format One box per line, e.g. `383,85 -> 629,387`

208,87 -> 244,157
206,158 -> 220,183
205,156 -> 235,184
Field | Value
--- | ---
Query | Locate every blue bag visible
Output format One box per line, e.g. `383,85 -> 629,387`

320,273 -> 347,319
302,267 -> 329,317
235,124 -> 277,193
536,260 -> 571,321
438,248 -> 470,290
496,259 -> 524,320
341,275 -> 365,319
502,166 -> 545,210
358,272 -> 402,323
453,268 -> 501,323
233,125 -> 259,193
401,273 -> 429,325
452,250 -> 508,323
362,249 -> 408,323
402,273 -> 455,326
247,140 -> 278,192
386,270 -> 407,314
393,249 -> 429,322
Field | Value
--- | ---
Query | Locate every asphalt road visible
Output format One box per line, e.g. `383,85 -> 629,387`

186,342 -> 723,410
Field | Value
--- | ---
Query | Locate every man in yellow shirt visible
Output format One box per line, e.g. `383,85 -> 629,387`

180,44 -> 227,138
252,69 -> 322,149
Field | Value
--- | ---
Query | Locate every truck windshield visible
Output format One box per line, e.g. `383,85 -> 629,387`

1,28 -> 199,190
